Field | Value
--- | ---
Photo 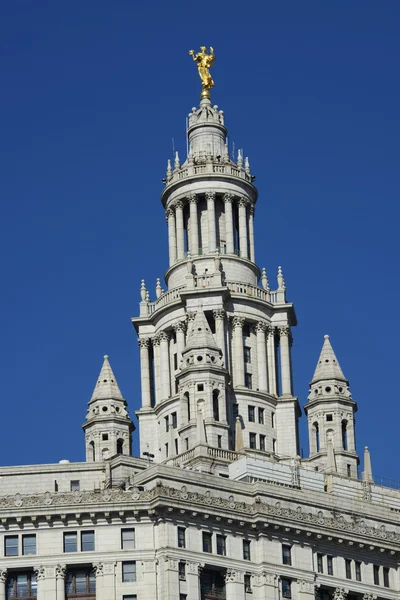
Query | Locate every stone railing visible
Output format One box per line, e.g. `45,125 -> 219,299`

207,447 -> 239,462
168,446 -> 239,468
148,285 -> 186,314
166,161 -> 252,186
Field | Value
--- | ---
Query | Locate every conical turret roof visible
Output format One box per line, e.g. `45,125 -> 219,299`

90,355 -> 124,402
184,310 -> 219,352
311,335 -> 347,383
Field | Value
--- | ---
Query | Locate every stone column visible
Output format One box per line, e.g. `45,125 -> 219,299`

238,198 -> 248,259
298,579 -> 317,600
189,194 -> 199,255
94,562 -> 116,600
0,570 -> 7,600
206,191 -> 217,253
187,562 -> 203,600
162,557 -> 180,598
153,335 -> 161,404
213,309 -> 226,365
225,569 -> 245,600
249,205 -> 255,262
55,564 -> 66,600
33,566 -> 46,598
138,338 -> 152,408
232,317 -> 245,387
252,572 -> 278,600
256,321 -> 268,392
267,327 -> 277,395
159,332 -> 171,400
223,193 -> 234,254
174,321 -> 186,368
141,560 -> 158,600
175,200 -> 185,260
279,326 -> 292,396
166,208 -> 177,266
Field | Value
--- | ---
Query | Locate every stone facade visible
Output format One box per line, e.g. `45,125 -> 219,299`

1,82 -> 399,600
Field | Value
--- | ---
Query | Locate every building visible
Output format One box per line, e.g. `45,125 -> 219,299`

0,56 -> 399,600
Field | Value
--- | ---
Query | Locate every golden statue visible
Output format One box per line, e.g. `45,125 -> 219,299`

189,46 -> 215,99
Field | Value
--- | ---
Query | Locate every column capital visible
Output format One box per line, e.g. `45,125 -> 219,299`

152,334 -> 161,347
93,563 -> 104,577
232,316 -> 245,329
223,192 -> 233,203
187,311 -> 197,322
333,588 -> 348,600
138,338 -> 150,349
267,325 -> 276,338
205,190 -> 216,202
213,308 -> 226,320
55,564 -> 67,580
363,595 -> 377,600
261,571 -> 279,586
278,325 -> 290,337
0,569 -> 7,584
166,207 -> 175,220
33,566 -> 46,581
256,320 -> 267,333
159,331 -> 170,342
173,321 -> 187,333
163,555 -> 179,570
238,196 -> 248,207
187,561 -> 205,575
224,569 -> 245,583
175,199 -> 184,210
298,580 -> 316,594
188,193 -> 198,204
249,205 -> 255,216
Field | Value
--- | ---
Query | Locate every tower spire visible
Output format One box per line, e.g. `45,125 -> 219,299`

90,355 -> 124,402
311,335 -> 347,384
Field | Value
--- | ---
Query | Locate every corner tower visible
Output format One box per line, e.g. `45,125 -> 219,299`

132,48 -> 299,472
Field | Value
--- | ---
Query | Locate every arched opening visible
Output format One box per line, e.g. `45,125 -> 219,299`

313,422 -> 320,452
89,441 -> 95,462
117,438 -> 124,455
102,448 -> 109,460
213,390 -> 220,421
342,420 -> 348,451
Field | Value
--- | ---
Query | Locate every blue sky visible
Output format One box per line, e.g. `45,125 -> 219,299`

1,1 -> 399,481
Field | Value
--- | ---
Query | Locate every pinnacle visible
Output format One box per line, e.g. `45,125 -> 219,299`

184,310 -> 219,352
90,355 -> 124,402
311,335 -> 347,384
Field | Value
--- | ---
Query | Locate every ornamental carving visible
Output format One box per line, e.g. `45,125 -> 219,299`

255,321 -> 267,333
93,563 -> 104,577
0,569 -> 7,584
249,205 -> 255,216
278,326 -> 290,337
205,191 -> 216,202
158,331 -> 170,342
166,208 -> 174,221
164,556 -> 178,570
187,562 -> 204,575
225,569 -> 237,582
175,200 -> 184,210
213,308 -> 226,320
188,193 -> 198,204
152,335 -> 161,347
232,316 -> 245,330
138,338 -> 150,349
363,594 -> 377,600
55,565 -> 67,580
223,193 -> 233,204
173,321 -> 187,333
298,580 -> 315,594
33,566 -> 46,580
238,197 -> 248,207
267,326 -> 276,338
333,588 -> 348,600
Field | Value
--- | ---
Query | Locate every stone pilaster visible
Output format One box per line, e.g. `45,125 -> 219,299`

159,331 -> 171,400
175,200 -> 185,260
206,191 -> 217,253
173,321 -> 186,367
152,335 -> 161,404
238,198 -> 248,258
278,325 -> 292,395
94,562 -> 116,600
225,569 -> 245,600
186,561 -> 204,600
213,308 -> 226,365
138,338 -> 152,408
188,193 -> 199,255
223,193 -> 235,253
55,564 -> 67,600
267,326 -> 277,395
232,317 -> 245,387
166,208 -> 177,266
0,570 -> 7,600
256,321 -> 268,392
249,205 -> 255,262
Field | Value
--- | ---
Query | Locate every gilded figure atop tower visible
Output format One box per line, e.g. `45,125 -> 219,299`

189,46 -> 215,99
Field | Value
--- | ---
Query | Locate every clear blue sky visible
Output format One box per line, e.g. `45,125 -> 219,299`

1,1 -> 399,481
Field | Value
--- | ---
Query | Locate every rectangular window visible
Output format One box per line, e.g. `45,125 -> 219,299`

347,464 -> 351,477
81,530 -> 95,552
244,573 -> 252,592
165,416 -> 169,432
102,433 -> 108,441
5,535 -> 18,557
249,433 -> 256,449
202,532 -> 212,553
217,435 -> 222,448
383,567 -> 390,588
179,561 -> 186,580
121,528 -> 135,550
355,561 -> 361,582
70,480 -> 80,492
248,406 -> 255,422
233,403 -> 239,419
180,595 -> 187,600
243,323 -> 250,337
244,346 -> 251,363
216,534 -> 226,556
177,527 -> 186,548
165,443 -> 169,458
66,569 -> 95,595
122,561 -> 136,583
243,540 -> 251,560
245,373 -> 253,389
197,384 -> 204,391
345,559 -> 352,580
317,553 -> 323,573
273,439 -> 277,453
123,596 -> 137,600
326,414 -> 333,421
171,412 -> 177,429
185,437 -> 189,450
174,353 -> 178,370
281,578 -> 292,599
63,532 -> 77,553
327,555 -> 333,575
373,565 -> 380,586
6,573 -> 37,598
282,544 -> 292,566
22,534 -> 36,556
271,412 -> 275,428
260,435 -> 266,451
258,408 -> 264,424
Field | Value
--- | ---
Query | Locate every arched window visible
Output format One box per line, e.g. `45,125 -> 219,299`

184,392 -> 191,422
314,422 -> 320,452
342,420 -> 348,451
213,390 -> 219,421
117,438 -> 124,455
89,441 -> 95,462
102,448 -> 109,460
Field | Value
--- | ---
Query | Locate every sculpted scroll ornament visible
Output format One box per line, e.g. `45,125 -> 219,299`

93,563 -> 104,577
33,566 -> 46,581
232,316 -> 245,330
333,588 -> 348,600
0,569 -> 7,584
55,565 -> 67,580
138,338 -> 150,349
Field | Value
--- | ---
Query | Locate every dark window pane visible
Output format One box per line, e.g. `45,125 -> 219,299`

216,535 -> 226,556
122,561 -> 136,582
5,536 -> 18,557
203,532 -> 212,553
317,553 -> 323,573
81,530 -> 95,552
178,527 -> 186,548
70,480 -> 80,492
22,534 -> 36,556
383,567 -> 390,588
373,565 -> 380,585
243,540 -> 251,560
282,545 -> 292,566
248,406 -> 255,422
327,556 -> 333,575
282,578 -> 291,598
64,532 -> 77,553
122,528 -> 135,550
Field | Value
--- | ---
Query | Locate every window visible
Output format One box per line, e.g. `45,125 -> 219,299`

317,553 -> 323,573
171,412 -> 177,429
243,323 -> 250,337
282,544 -> 292,565
216,534 -> 226,556
63,532 -> 77,553
197,384 -> 204,391
326,414 -> 333,422
5,535 -> 18,557
217,435 -> 222,448
65,569 -> 95,596
249,433 -> 256,449
243,540 -> 251,560
355,561 -> 361,582
81,530 -> 95,552
177,527 -> 186,548
6,573 -> 37,598
123,597 -> 137,600
70,480 -> 80,492
22,535 -> 36,556
244,346 -> 251,363
272,439 -> 277,453
179,562 -> 186,580
248,406 -> 255,422
345,559 -> 352,579
233,403 -> 239,419
281,578 -> 292,599
314,422 -> 320,452
258,408 -> 264,424
271,412 -> 275,428
185,437 -> 189,450
373,565 -> 380,586
260,435 -> 265,452
245,373 -> 252,389
244,573 -> 252,592
121,528 -> 135,550
165,416 -> 169,432
165,443 -> 169,458
102,433 -> 108,441
180,595 -> 187,600
213,393 -> 219,421
383,567 -> 390,588
175,439 -> 179,454
327,555 -> 333,575
174,353 -> 178,370
203,532 -> 212,553
342,420 -> 348,450
122,561 -> 136,582
347,464 -> 351,477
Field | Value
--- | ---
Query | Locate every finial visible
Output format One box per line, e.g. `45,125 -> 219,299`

245,156 -> 251,175
155,278 -> 162,299
277,266 -> 286,290
166,159 -> 172,181
188,46 -> 215,100
103,355 -> 109,360
237,148 -> 243,169
174,151 -> 181,170
145,290 -> 150,302
140,280 -> 147,301
324,334 -> 330,340
223,142 -> 229,163
261,267 -> 270,290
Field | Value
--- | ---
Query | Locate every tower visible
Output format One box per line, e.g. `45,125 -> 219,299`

132,50 -> 300,472
82,355 -> 134,461
304,335 -> 359,477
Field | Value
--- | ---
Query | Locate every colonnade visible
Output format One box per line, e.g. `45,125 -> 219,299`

165,192 -> 256,267
138,315 -> 293,409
